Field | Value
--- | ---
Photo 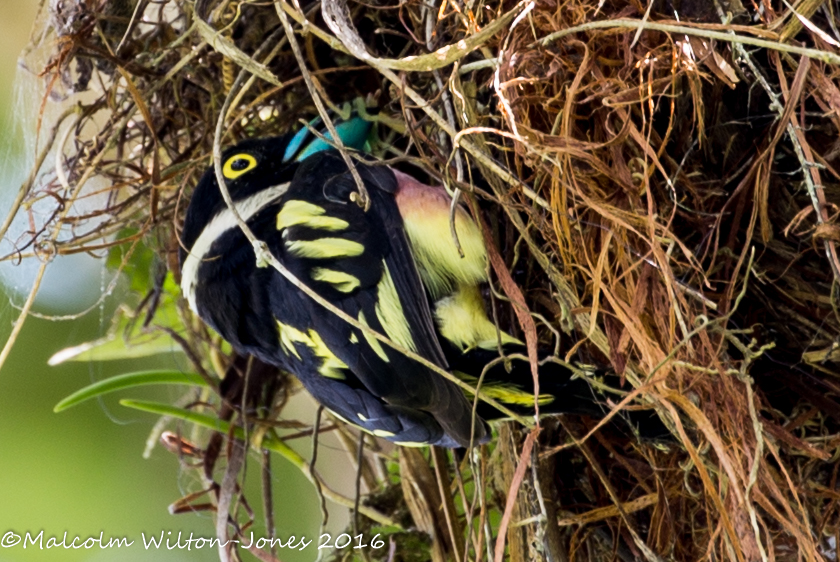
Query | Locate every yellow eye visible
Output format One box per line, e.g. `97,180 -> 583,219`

222,153 -> 257,179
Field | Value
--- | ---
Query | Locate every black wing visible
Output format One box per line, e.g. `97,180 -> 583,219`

258,151 -> 488,447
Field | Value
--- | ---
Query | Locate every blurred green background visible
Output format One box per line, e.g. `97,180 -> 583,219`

0,3 -> 326,561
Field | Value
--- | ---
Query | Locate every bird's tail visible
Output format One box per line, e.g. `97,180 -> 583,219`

444,343 -> 669,440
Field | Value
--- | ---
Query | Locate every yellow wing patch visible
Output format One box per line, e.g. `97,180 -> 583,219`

276,321 -> 348,379
359,310 -> 389,363
307,330 -> 349,380
278,322 -> 309,359
454,371 -> 555,406
285,238 -> 364,259
311,268 -> 361,293
434,286 -> 521,351
375,263 -> 416,353
277,200 -> 349,231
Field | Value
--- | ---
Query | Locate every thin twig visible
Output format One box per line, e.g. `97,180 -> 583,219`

537,18 -> 840,64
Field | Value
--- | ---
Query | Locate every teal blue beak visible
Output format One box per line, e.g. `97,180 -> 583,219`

283,114 -> 373,163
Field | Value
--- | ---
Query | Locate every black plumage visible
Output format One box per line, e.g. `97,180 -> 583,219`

180,136 -> 664,447
181,143 -> 488,447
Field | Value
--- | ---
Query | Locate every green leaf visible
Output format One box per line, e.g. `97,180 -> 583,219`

54,371 -> 210,412
51,235 -> 190,366
48,333 -> 181,364
106,230 -> 157,295
49,293 -> 189,365
119,399 -> 228,431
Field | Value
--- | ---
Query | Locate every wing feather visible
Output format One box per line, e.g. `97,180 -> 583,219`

263,151 -> 487,447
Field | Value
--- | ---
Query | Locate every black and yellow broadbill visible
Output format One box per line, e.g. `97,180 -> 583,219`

179,127 -> 651,448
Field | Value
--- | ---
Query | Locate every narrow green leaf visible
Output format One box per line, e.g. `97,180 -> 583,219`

119,399 -> 228,431
54,371 -> 210,412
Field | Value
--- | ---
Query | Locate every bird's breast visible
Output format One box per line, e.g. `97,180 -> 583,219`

391,170 -> 488,300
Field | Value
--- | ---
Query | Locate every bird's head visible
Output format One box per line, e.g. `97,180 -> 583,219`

179,135 -> 300,266
180,114 -> 374,264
